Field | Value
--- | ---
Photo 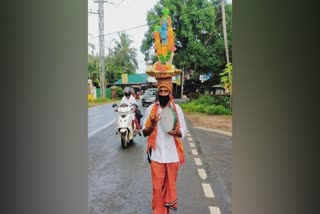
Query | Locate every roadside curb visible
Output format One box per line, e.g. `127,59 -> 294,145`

193,126 -> 232,136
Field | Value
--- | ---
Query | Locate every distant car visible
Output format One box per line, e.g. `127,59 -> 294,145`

141,88 -> 158,107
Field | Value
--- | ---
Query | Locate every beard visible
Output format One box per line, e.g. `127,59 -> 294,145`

158,95 -> 170,107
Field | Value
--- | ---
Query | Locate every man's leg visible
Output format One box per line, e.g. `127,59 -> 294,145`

151,161 -> 170,214
130,114 -> 135,132
134,118 -> 140,130
164,162 -> 180,211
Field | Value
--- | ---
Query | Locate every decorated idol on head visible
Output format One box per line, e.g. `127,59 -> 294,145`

145,7 -> 182,106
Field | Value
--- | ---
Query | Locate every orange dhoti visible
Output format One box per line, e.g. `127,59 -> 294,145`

151,161 -> 180,214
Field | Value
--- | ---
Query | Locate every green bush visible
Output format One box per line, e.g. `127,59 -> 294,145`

180,102 -> 198,112
212,96 -> 230,109
193,95 -> 230,108
193,95 -> 215,106
196,105 -> 207,113
115,87 -> 124,98
181,95 -> 232,115
93,97 -> 109,103
205,105 -> 231,115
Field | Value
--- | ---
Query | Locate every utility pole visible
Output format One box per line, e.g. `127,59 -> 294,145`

221,0 -> 230,64
181,67 -> 184,99
221,0 -> 232,109
92,0 -> 113,98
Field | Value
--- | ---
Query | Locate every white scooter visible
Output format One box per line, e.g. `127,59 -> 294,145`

112,103 -> 137,148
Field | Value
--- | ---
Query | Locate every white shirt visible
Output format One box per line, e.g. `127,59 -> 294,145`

120,95 -> 137,106
142,102 -> 187,163
119,95 -> 137,121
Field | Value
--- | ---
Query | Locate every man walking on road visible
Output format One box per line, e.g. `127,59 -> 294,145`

142,77 -> 187,214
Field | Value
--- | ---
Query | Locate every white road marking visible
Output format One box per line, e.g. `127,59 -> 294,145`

88,119 -> 116,138
194,158 -> 202,166
189,142 -> 195,147
191,149 -> 198,155
187,133 -> 191,137
198,169 -> 207,179
202,183 -> 214,198
209,206 -> 221,214
187,137 -> 193,141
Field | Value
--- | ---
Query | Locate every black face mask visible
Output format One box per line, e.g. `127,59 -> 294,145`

158,95 -> 170,107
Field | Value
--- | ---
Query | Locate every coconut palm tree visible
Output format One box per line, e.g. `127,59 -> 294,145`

221,0 -> 230,64
88,55 -> 100,87
112,32 -> 139,74
220,0 -> 232,109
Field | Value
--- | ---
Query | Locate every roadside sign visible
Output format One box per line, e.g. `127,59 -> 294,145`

122,74 -> 128,84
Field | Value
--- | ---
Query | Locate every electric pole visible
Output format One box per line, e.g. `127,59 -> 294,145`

92,0 -> 113,98
220,0 -> 232,109
221,0 -> 230,64
181,67 -> 184,99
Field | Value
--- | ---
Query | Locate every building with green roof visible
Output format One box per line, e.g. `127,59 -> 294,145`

111,73 -> 182,98
113,73 -> 148,85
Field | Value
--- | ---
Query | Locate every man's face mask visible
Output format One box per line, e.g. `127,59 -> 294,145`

158,95 -> 170,107
124,92 -> 130,97
158,87 -> 170,107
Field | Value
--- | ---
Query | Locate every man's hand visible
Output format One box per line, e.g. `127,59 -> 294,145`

150,113 -> 160,128
142,114 -> 160,137
167,129 -> 182,138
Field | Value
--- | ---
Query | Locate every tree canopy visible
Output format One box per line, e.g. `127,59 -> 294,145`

141,0 -> 232,84
88,32 -> 139,86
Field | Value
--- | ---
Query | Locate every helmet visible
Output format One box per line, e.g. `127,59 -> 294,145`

124,86 -> 131,97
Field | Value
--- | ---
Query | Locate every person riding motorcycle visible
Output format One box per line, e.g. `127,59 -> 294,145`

116,87 -> 142,135
120,86 -> 137,107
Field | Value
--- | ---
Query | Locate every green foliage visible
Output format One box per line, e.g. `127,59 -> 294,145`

181,94 -> 231,115
93,97 -> 110,103
88,32 -> 139,86
220,62 -> 232,94
88,54 -> 100,87
115,87 -> 124,98
191,95 -> 229,108
193,95 -> 215,106
206,105 -> 231,115
141,0 -> 232,76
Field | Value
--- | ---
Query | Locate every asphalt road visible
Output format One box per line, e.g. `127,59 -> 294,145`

88,100 -> 231,214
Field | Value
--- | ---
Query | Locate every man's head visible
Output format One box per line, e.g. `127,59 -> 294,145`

131,88 -> 135,95
156,77 -> 172,107
123,87 -> 131,98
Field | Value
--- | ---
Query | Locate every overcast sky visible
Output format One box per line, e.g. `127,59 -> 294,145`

88,0 -> 158,73
88,0 -> 232,74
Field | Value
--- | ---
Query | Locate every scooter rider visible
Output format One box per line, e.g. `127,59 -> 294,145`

130,88 -> 143,130
120,86 -> 137,107
116,87 -> 141,135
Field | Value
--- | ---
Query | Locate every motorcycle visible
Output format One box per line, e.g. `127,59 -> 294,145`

112,103 -> 137,148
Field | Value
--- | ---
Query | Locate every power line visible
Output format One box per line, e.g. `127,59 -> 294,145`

89,3 -> 220,40
89,22 -> 156,40
113,0 -> 125,8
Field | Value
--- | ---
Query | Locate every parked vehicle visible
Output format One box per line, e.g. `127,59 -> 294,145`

141,88 -> 158,107
112,103 -> 137,148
